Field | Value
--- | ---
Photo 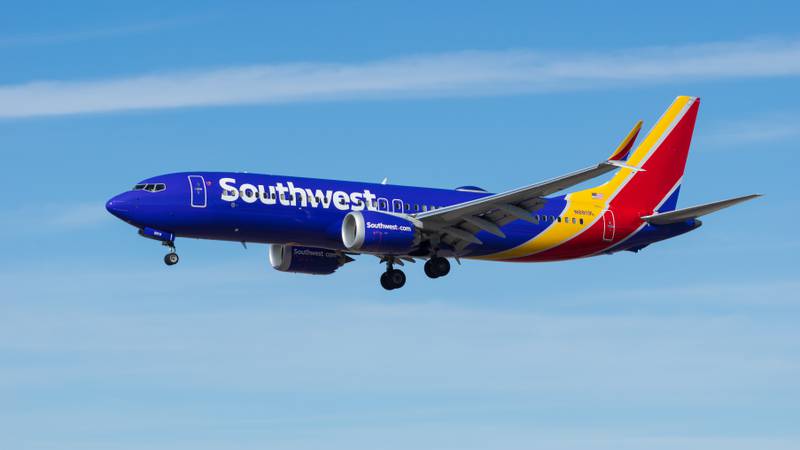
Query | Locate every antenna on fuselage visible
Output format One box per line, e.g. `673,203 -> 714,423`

381,177 -> 388,185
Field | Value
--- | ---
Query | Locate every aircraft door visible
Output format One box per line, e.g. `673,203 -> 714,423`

392,199 -> 403,213
602,209 -> 615,241
188,175 -> 207,208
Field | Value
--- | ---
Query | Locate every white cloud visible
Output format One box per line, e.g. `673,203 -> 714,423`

1,264 -> 797,449
2,37 -> 800,118
704,114 -> 800,146
1,278 -> 797,394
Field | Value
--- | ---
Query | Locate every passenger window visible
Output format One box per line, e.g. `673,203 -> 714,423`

557,217 -> 561,223
572,218 -> 576,224
579,218 -> 584,225
405,203 -> 410,211
550,215 -> 555,222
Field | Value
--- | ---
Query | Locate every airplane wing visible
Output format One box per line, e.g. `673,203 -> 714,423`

411,121 -> 643,252
641,194 -> 762,225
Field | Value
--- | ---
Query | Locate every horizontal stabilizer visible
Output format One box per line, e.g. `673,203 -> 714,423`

641,194 -> 762,225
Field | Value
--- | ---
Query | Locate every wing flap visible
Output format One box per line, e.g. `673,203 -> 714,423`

641,194 -> 762,225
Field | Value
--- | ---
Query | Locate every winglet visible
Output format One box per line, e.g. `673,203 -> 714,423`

608,120 -> 643,161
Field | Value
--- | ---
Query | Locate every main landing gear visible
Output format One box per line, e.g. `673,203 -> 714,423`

424,256 -> 450,279
380,261 -> 406,291
380,256 -> 452,290
163,241 -> 179,266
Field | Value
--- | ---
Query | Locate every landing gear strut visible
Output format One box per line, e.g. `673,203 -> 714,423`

163,241 -> 179,266
380,262 -> 406,290
424,256 -> 450,279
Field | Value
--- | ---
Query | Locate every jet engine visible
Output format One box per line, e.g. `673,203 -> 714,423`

269,244 -> 352,275
341,211 -> 420,254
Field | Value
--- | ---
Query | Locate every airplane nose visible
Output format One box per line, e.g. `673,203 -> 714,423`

106,194 -> 130,220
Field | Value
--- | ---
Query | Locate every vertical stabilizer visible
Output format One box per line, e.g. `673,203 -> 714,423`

577,96 -> 700,214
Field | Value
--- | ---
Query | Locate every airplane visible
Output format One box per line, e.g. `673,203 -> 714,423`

106,96 -> 760,290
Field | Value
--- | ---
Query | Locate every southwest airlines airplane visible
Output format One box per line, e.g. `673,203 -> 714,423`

107,96 -> 759,290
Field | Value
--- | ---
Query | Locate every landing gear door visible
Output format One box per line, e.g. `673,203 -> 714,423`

602,209 -> 615,242
188,175 -> 207,208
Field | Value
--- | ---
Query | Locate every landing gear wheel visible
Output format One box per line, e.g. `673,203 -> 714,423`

381,269 -> 406,290
432,257 -> 450,277
425,257 -> 450,278
424,260 -> 438,278
380,272 -> 392,290
164,252 -> 179,266
389,269 -> 406,289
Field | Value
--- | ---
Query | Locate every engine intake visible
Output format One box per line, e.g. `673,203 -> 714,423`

341,211 -> 420,253
269,244 -> 350,275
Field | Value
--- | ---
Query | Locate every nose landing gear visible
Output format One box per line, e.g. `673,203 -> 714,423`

163,241 -> 179,266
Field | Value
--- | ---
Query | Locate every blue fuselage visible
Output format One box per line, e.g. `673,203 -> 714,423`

106,171 -> 697,259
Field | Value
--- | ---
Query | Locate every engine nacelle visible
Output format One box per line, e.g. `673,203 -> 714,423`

341,211 -> 420,253
269,244 -> 349,275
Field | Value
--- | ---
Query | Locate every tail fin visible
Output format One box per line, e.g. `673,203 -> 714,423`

579,96 -> 700,214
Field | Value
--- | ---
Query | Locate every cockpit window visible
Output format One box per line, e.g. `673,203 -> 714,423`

133,183 -> 166,192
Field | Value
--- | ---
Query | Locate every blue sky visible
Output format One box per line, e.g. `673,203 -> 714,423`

1,1 -> 798,449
